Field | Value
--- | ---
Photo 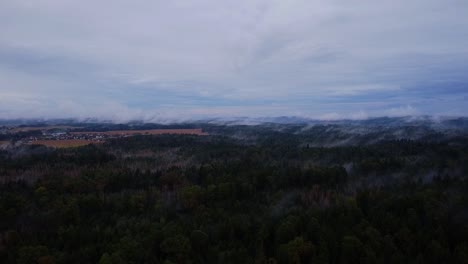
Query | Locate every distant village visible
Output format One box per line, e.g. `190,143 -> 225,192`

25,132 -> 106,144
0,126 -> 206,146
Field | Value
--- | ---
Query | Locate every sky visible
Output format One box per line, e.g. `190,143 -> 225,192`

1,0 -> 468,121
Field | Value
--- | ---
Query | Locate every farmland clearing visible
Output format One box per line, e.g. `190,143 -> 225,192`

29,140 -> 100,148
70,128 -> 207,136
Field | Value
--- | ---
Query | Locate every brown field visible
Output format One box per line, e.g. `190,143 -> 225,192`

70,128 -> 207,136
0,141 -> 8,146
29,140 -> 100,148
11,126 -> 82,133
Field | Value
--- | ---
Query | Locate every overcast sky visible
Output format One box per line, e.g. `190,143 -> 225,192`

1,0 -> 467,121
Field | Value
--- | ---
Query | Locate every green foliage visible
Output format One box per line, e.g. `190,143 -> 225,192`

279,237 -> 314,264
17,246 -> 50,264
1,132 -> 468,263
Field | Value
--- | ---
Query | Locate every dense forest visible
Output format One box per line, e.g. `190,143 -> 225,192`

1,122 -> 468,263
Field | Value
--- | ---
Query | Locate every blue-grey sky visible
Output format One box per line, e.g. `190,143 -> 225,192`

1,0 -> 468,121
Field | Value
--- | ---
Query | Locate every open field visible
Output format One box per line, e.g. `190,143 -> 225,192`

29,140 -> 100,148
10,126 -> 82,133
70,128 -> 207,136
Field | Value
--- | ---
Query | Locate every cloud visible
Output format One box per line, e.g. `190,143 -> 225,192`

0,0 -> 467,119
384,105 -> 420,117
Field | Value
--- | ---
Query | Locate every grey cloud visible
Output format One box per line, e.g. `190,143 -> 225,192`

0,0 -> 467,119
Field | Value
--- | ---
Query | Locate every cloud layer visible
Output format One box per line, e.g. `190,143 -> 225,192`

1,0 -> 468,120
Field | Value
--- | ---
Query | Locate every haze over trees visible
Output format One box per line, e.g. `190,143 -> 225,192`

1,120 -> 468,263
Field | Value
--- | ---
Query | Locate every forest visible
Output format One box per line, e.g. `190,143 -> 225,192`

1,121 -> 468,263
